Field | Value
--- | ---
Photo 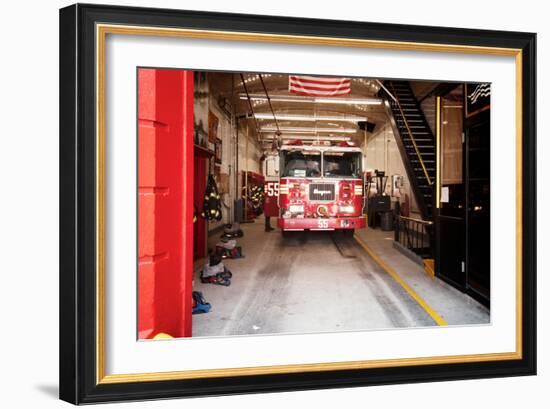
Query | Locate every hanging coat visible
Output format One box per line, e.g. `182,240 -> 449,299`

201,175 -> 223,221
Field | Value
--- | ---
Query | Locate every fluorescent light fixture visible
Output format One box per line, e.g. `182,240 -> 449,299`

262,135 -> 352,142
253,113 -> 367,122
262,130 -> 320,135
239,93 -> 382,105
260,126 -> 357,133
314,97 -> 380,105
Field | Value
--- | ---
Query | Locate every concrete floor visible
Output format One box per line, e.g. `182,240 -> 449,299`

354,227 -> 490,326
192,219 -> 489,338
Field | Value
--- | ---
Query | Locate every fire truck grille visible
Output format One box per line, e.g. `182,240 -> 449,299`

309,183 -> 335,201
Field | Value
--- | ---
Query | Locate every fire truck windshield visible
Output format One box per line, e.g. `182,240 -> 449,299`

281,150 -> 322,178
323,151 -> 362,178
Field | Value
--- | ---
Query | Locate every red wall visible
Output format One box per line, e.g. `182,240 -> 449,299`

137,69 -> 194,339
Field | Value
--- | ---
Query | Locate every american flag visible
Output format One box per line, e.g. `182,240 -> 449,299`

288,75 -> 351,97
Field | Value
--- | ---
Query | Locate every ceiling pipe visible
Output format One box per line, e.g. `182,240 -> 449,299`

258,74 -> 281,150
258,74 -> 280,134
239,74 -> 261,141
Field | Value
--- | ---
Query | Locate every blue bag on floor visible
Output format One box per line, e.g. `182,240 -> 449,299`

192,291 -> 212,314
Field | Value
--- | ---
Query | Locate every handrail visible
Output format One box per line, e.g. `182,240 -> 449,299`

376,79 -> 397,103
395,214 -> 434,258
388,82 -> 433,186
399,215 -> 433,225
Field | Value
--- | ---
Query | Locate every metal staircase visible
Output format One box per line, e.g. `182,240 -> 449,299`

380,80 -> 436,220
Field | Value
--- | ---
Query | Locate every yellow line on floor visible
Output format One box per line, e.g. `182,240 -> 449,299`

353,234 -> 448,326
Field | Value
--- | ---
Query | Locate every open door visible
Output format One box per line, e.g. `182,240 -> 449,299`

193,153 -> 208,260
435,88 -> 467,291
137,68 -> 194,339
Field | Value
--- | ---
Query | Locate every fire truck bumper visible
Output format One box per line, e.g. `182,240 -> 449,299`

277,216 -> 366,231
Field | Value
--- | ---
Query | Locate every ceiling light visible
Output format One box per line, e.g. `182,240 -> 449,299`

239,94 -> 382,105
253,113 -> 368,122
259,126 -> 357,133
262,135 -> 352,142
314,97 -> 380,105
260,130 -> 355,135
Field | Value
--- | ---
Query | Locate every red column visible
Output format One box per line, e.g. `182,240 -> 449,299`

138,68 -> 194,339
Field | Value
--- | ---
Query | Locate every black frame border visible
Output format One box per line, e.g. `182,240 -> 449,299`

60,3 -> 536,404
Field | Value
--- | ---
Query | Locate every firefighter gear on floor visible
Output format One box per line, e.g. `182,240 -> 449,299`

215,238 -> 244,259
201,175 -> 222,221
192,291 -> 211,314
201,254 -> 232,286
217,238 -> 237,249
221,222 -> 244,238
215,244 -> 244,259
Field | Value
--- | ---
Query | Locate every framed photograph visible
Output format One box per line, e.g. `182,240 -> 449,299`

208,110 -> 219,142
59,3 -> 536,404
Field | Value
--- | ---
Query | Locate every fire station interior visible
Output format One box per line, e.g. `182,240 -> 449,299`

190,72 -> 490,337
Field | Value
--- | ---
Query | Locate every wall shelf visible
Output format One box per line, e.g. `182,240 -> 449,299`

194,144 -> 215,157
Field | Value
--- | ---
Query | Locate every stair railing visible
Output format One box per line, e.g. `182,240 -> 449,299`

388,82 -> 433,186
395,215 -> 433,258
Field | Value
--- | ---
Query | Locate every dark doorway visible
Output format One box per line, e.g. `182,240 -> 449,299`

435,84 -> 491,307
436,86 -> 467,290
465,110 -> 491,303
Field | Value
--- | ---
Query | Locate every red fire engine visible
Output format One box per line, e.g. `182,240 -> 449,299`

264,140 -> 366,232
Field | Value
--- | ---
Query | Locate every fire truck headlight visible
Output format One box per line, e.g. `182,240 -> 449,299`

339,205 -> 355,213
289,204 -> 304,213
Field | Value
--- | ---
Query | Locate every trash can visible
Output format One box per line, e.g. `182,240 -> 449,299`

233,198 -> 244,222
380,211 -> 394,231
